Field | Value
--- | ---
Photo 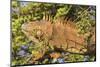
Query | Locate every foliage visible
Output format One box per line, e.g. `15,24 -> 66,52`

76,6 -> 96,34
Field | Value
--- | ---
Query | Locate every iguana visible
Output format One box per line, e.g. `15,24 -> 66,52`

21,19 -> 96,60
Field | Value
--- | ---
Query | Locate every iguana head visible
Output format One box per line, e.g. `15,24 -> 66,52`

21,20 -> 53,43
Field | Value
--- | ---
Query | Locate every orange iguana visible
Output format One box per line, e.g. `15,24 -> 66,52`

21,19 -> 96,60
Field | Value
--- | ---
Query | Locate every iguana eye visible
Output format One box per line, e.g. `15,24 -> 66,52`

32,29 -> 37,35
